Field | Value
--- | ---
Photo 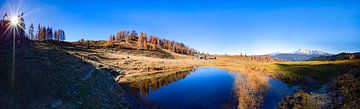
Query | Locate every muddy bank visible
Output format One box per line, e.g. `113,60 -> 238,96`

279,68 -> 360,109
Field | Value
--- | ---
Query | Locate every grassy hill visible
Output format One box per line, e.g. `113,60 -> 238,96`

0,38 -> 207,107
1,37 -> 359,108
0,41 -> 130,108
308,52 -> 360,61
267,60 -> 360,87
66,40 -> 205,77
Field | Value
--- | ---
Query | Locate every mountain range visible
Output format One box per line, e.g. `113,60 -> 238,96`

308,52 -> 360,61
269,49 -> 332,61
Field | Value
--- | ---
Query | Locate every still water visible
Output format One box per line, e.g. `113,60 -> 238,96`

125,67 -> 297,109
262,78 -> 298,109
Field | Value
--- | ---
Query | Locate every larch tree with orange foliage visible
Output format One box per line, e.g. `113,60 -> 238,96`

143,35 -> 148,50
137,32 -> 145,49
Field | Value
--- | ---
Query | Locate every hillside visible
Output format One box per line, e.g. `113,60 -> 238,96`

68,40 -> 205,76
0,41 -> 130,108
273,61 -> 360,108
308,52 -> 360,61
1,15 -> 205,108
0,38 -> 206,108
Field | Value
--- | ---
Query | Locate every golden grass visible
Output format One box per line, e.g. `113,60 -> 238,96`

60,41 -> 360,108
266,59 -> 360,85
206,56 -> 360,109
204,56 -> 272,108
211,56 -> 360,85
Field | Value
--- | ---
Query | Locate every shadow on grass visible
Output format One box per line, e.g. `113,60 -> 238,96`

274,60 -> 360,89
0,41 -> 130,108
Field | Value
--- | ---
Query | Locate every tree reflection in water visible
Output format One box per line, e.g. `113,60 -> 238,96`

122,67 -> 290,109
126,69 -> 195,96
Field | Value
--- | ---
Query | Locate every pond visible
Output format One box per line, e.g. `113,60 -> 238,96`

262,78 -> 299,109
123,67 -> 297,109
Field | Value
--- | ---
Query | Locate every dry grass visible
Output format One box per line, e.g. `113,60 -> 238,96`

206,56 -> 360,109
38,41 -> 360,109
205,56 -> 273,108
63,42 -> 208,83
266,59 -> 360,86
210,56 -> 360,86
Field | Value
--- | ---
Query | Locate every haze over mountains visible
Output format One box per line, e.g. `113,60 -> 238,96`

270,49 -> 332,61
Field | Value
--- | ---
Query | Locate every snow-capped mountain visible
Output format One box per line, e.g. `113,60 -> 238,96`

293,49 -> 330,55
270,49 -> 332,61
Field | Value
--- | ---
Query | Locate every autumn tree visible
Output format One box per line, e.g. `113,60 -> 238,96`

149,35 -> 157,50
125,35 -> 130,44
143,35 -> 148,50
137,32 -> 147,49
156,38 -> 161,46
129,30 -> 137,41
111,29 -> 198,55
54,31 -> 59,41
40,26 -> 46,40
116,30 -> 126,41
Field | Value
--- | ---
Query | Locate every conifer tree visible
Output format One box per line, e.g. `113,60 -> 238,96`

28,23 -> 34,40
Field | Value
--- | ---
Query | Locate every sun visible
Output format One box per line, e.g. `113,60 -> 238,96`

10,16 -> 19,25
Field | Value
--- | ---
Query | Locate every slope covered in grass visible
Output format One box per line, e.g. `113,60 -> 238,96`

0,41 -> 130,108
267,60 -> 360,87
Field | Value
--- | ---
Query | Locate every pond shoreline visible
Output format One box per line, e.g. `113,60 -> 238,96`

120,67 -> 238,109
120,67 -> 301,109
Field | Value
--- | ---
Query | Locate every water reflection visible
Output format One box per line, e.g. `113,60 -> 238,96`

262,78 -> 298,109
121,67 -> 297,109
126,69 -> 194,96
123,67 -> 237,109
225,69 -> 297,109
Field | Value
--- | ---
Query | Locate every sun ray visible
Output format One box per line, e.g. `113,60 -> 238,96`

16,0 -> 22,17
2,23 -> 12,36
23,7 -> 42,17
0,0 -> 29,42
7,3 -> 14,17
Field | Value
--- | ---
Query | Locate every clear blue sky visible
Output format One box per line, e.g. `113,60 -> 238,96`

1,0 -> 360,55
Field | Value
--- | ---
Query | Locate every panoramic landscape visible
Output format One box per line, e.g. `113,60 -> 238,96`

1,0 -> 359,109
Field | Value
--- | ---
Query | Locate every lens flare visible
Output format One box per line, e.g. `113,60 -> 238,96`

10,16 -> 19,25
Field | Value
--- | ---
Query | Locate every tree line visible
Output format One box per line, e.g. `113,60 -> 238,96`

1,13 -> 66,42
107,30 -> 198,55
27,23 -> 66,41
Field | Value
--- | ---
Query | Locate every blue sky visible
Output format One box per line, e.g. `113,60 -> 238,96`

1,0 -> 360,55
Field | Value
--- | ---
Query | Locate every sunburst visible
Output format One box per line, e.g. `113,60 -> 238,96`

2,1 -> 25,36
1,1 -> 27,100
1,0 -> 41,39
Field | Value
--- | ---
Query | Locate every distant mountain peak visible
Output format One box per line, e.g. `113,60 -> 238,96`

293,49 -> 330,55
269,49 -> 332,61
